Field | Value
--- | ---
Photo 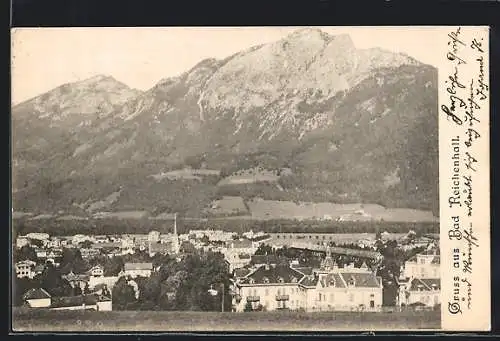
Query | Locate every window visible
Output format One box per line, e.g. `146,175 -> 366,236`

318,293 -> 322,301
265,288 -> 269,296
278,277 -> 284,283
330,293 -> 334,302
277,289 -> 281,295
349,293 -> 354,302
253,289 -> 257,296
283,288 -> 286,295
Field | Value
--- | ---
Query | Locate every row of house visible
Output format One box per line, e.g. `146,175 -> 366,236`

22,288 -> 112,311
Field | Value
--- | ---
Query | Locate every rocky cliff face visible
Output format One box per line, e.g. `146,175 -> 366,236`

12,28 -> 438,217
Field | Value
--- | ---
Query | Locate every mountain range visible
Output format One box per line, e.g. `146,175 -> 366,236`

12,28 -> 439,219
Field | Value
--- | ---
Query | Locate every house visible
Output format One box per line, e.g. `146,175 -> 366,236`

16,236 -> 29,248
401,249 -> 440,279
80,248 -> 101,259
15,260 -> 37,279
224,253 -> 252,272
72,234 -> 91,245
398,278 -> 440,308
88,275 -> 119,291
63,271 -> 90,291
23,288 -> 52,308
233,247 -> 383,312
26,233 -> 50,241
89,265 -> 104,277
121,262 -> 153,278
148,241 -> 172,257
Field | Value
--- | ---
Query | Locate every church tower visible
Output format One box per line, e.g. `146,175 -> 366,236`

320,244 -> 335,272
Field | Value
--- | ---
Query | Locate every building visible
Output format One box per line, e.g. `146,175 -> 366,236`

121,262 -> 153,278
15,260 -> 36,279
89,265 -> 104,277
233,246 -> 383,312
401,248 -> 440,279
22,288 -> 52,308
63,271 -> 90,291
16,236 -> 29,249
225,253 -> 252,273
397,277 -> 440,308
25,233 -> 50,241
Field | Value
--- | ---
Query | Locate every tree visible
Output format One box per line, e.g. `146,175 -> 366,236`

137,275 -> 162,310
60,248 -> 88,274
14,245 -> 37,262
79,240 -> 93,249
112,277 -> 137,310
104,256 -> 124,276
37,263 -> 72,297
244,301 -> 253,312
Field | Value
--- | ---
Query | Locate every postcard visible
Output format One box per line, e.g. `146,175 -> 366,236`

10,26 -> 490,332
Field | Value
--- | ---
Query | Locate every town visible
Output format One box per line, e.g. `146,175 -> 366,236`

13,214 -> 440,314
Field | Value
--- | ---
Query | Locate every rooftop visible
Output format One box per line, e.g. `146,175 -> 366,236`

23,288 -> 52,300
124,262 -> 153,271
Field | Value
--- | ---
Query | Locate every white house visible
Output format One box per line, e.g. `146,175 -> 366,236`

398,278 -> 440,308
15,260 -> 37,279
402,249 -> 440,279
16,236 -> 29,249
23,288 -> 52,308
89,265 -> 104,277
121,262 -> 153,278
26,233 -> 50,241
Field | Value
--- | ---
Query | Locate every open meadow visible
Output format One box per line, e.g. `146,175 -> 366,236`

12,308 -> 441,332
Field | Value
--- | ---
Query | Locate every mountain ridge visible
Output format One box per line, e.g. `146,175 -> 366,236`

12,29 -> 439,219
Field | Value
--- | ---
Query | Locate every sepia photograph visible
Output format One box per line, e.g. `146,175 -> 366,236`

9,26 -> 489,332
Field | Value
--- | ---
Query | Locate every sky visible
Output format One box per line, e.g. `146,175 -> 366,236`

11,26 -> 445,105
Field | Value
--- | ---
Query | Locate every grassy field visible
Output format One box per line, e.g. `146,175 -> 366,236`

12,308 -> 440,332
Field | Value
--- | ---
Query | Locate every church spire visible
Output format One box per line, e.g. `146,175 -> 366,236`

172,212 -> 180,254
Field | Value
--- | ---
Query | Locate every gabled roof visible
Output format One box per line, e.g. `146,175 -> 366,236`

340,272 -> 381,288
292,267 -> 314,276
23,288 -> 51,300
299,275 -> 318,287
409,278 -> 441,291
318,273 -> 346,288
240,264 -> 304,285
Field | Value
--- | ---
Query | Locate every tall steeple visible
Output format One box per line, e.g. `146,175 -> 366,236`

172,212 -> 180,254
